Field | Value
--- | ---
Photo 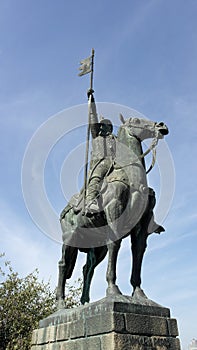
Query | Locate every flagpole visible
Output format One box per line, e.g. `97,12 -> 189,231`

82,49 -> 95,214
90,48 -> 94,90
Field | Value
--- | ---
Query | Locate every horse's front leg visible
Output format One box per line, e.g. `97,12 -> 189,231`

56,244 -> 78,309
130,227 -> 148,298
130,189 -> 159,299
81,246 -> 108,304
106,239 -> 122,296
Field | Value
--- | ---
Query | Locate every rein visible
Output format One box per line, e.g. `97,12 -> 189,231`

146,148 -> 156,174
118,133 -> 159,174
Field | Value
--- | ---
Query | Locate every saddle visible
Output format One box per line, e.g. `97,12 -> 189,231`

59,171 -> 165,235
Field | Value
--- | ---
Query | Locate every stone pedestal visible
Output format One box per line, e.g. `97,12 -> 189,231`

31,295 -> 181,350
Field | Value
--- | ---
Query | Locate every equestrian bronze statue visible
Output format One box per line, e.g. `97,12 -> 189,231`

56,87 -> 168,308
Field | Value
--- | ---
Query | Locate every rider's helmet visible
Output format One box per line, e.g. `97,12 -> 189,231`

100,118 -> 113,133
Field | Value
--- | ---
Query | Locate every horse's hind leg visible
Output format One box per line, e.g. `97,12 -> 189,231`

56,244 -> 78,308
81,246 -> 108,305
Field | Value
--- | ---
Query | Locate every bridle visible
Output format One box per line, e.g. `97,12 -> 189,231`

118,124 -> 161,174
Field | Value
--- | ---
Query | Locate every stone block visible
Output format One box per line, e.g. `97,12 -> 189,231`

86,311 -> 125,336
113,333 -> 133,350
151,336 -> 181,350
31,329 -> 38,345
125,313 -> 168,336
79,336 -> 101,350
107,333 -> 153,350
56,323 -> 70,341
167,318 -> 179,337
101,333 -> 114,350
60,337 -> 101,350
48,343 -> 61,350
46,326 -> 57,343
44,344 -> 61,350
70,319 -> 85,339
37,327 -> 48,345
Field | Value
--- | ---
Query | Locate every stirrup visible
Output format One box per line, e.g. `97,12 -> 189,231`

85,199 -> 100,216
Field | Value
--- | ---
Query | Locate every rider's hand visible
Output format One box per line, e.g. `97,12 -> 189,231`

87,88 -> 94,100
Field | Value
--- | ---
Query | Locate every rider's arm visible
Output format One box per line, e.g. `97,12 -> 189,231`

88,90 -> 100,138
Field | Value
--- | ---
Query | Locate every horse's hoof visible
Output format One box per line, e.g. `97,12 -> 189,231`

106,284 -> 122,296
80,297 -> 90,305
56,298 -> 65,310
132,287 -> 148,299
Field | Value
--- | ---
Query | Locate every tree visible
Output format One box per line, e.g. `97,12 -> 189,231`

0,254 -> 82,350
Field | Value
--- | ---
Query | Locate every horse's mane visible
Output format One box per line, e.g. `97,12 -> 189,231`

117,119 -> 146,170
117,123 -> 127,143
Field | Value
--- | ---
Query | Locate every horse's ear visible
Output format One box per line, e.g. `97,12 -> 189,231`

119,113 -> 125,124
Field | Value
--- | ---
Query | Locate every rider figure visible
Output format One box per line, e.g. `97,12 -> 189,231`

85,89 -> 116,215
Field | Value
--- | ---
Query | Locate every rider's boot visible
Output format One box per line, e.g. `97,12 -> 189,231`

85,177 -> 101,216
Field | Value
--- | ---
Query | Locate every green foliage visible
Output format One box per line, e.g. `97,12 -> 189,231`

64,278 -> 83,309
0,254 -> 82,350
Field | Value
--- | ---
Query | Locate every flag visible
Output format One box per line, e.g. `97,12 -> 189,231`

78,56 -> 92,76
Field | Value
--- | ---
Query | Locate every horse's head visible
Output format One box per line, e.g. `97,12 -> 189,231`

119,115 -> 169,141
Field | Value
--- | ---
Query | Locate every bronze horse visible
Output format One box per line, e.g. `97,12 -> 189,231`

56,117 -> 168,307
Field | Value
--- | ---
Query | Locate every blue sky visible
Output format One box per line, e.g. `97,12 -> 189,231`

0,0 -> 197,348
